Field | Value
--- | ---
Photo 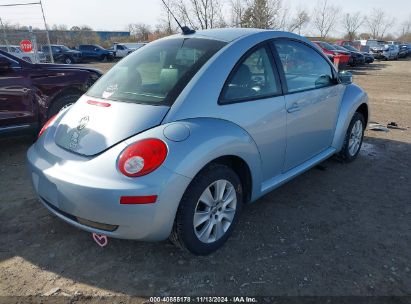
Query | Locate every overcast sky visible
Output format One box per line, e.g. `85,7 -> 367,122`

0,0 -> 410,36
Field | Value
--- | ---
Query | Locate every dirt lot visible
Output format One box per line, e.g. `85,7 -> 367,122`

0,59 -> 410,301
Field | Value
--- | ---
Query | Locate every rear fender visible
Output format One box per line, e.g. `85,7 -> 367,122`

332,84 -> 369,152
125,118 -> 263,201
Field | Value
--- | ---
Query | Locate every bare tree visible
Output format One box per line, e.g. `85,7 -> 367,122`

158,0 -> 177,35
342,12 -> 363,41
312,0 -> 339,38
172,0 -> 223,30
230,0 -> 247,27
128,23 -> 151,41
288,8 -> 310,35
365,8 -> 395,40
399,15 -> 411,41
276,2 -> 290,31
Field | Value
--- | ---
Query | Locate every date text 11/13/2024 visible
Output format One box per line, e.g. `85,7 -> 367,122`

149,296 -> 257,303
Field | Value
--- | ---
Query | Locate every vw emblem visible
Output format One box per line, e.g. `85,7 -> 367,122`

77,116 -> 89,130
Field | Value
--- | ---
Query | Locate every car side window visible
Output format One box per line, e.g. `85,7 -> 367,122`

273,40 -> 335,93
0,54 -> 20,68
52,46 -> 61,53
220,45 -> 281,104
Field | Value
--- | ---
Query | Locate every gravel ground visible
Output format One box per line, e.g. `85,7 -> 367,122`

0,59 -> 410,301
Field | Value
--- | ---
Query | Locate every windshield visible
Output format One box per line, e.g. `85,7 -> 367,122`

88,38 -> 226,105
59,45 -> 71,51
344,45 -> 358,52
319,42 -> 336,51
333,45 -> 347,51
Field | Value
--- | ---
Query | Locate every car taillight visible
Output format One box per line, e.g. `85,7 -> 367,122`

38,115 -> 57,138
118,139 -> 168,177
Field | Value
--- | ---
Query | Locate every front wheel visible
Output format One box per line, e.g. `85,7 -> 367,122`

170,164 -> 242,255
338,112 -> 365,162
48,94 -> 81,118
64,56 -> 74,64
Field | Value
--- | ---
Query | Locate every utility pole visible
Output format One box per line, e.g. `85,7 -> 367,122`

39,0 -> 53,63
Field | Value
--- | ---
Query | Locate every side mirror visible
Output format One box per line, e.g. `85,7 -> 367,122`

0,57 -> 11,72
339,71 -> 353,85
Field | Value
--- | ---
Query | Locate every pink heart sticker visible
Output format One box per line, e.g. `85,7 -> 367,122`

92,233 -> 108,247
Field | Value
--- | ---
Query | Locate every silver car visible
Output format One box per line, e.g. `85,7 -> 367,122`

27,28 -> 369,255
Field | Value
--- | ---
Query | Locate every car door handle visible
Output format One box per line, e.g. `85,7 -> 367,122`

287,103 -> 300,113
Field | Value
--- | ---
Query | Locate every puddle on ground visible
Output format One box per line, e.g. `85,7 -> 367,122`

360,142 -> 383,158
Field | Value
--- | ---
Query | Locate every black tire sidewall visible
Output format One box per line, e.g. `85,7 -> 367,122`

175,164 -> 243,255
47,94 -> 80,118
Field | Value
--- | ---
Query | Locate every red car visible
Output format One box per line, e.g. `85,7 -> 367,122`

0,50 -> 102,136
313,41 -> 350,70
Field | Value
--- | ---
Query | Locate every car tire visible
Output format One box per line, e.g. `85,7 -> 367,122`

101,55 -> 108,62
170,164 -> 243,255
48,94 -> 81,118
64,56 -> 74,64
338,112 -> 365,162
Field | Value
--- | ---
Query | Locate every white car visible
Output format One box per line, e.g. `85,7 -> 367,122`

112,43 -> 146,58
0,45 -> 46,63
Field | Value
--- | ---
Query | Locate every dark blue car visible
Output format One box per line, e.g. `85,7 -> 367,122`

78,44 -> 114,62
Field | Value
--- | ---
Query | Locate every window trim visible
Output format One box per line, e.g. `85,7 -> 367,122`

0,51 -> 23,69
270,38 -> 340,95
218,41 -> 284,106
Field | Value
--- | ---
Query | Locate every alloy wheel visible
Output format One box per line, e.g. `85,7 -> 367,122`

348,120 -> 363,156
193,179 -> 237,244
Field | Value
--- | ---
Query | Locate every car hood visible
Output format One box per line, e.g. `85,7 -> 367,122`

54,95 -> 169,156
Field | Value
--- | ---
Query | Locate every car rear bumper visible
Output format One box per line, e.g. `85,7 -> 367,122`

27,143 -> 192,241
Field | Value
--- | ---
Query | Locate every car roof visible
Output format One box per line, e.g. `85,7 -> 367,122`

168,28 -> 299,43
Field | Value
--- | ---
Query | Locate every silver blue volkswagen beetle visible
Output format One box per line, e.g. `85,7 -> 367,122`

27,28 -> 369,255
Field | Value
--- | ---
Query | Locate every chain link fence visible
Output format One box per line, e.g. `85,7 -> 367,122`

0,29 -> 53,63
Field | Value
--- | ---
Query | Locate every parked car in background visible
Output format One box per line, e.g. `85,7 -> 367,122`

362,39 -> 385,51
111,43 -> 146,58
0,45 -> 46,63
27,29 -> 369,255
313,41 -> 351,69
342,44 -> 374,64
398,44 -> 409,58
41,45 -> 83,64
364,40 -> 399,60
0,50 -> 102,136
381,44 -> 399,60
78,44 -> 115,62
332,44 -> 365,66
111,44 -> 133,58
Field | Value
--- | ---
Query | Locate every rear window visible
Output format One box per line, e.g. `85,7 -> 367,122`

318,42 -> 336,51
87,38 -> 226,105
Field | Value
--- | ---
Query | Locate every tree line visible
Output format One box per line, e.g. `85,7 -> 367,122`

157,0 -> 410,41
1,0 -> 410,48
